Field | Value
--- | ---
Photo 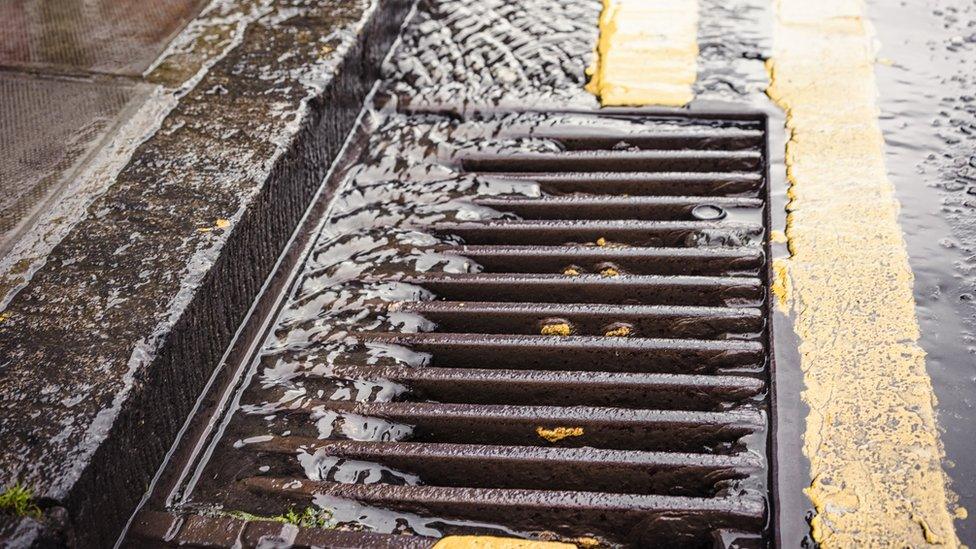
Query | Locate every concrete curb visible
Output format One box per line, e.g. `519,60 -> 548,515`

0,0 -> 410,546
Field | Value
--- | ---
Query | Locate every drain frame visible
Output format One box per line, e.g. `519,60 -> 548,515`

126,104 -> 791,547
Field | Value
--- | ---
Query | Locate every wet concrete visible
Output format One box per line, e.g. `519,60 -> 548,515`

0,0 -> 411,546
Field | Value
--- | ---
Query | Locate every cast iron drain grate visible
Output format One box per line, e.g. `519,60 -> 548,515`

129,108 -> 772,548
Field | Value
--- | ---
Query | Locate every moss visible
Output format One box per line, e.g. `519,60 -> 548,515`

0,484 -> 42,519
280,507 -> 332,528
221,506 -> 332,529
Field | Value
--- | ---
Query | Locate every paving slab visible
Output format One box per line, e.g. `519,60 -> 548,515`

0,72 -> 147,256
0,0 -> 206,76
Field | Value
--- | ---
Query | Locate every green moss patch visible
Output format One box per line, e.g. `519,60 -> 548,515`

0,484 -> 42,519
221,506 -> 332,529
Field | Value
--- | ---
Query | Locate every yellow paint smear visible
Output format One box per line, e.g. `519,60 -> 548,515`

767,0 -> 961,545
770,257 -> 791,313
536,426 -> 583,443
603,325 -> 631,337
540,322 -> 573,336
433,536 -> 574,549
585,0 -> 698,106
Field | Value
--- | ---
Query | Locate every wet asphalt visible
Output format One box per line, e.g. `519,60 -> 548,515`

869,0 -> 976,541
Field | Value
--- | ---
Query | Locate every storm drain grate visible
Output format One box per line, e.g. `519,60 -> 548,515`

130,109 -> 772,548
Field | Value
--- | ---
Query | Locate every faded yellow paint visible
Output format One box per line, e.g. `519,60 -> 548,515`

433,536 -> 575,549
767,0 -> 961,545
585,0 -> 697,106
535,426 -> 584,443
770,257 -> 791,313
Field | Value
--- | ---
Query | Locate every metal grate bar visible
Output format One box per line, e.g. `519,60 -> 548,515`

242,478 -> 767,546
352,332 -> 764,372
468,171 -> 764,196
428,219 -> 764,247
438,244 -> 763,275
386,273 -> 763,306
490,127 -> 764,150
320,365 -> 764,409
287,400 -> 762,452
472,195 -> 763,221
458,150 -> 762,173
391,301 -> 764,337
250,439 -> 761,496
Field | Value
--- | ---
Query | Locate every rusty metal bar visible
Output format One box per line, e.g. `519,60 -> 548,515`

428,219 -> 764,247
389,273 -> 763,306
353,332 -> 764,373
392,301 -> 764,338
243,478 -> 767,545
251,439 -> 761,496
470,171 -> 763,196
458,150 -> 762,173
321,365 -> 764,409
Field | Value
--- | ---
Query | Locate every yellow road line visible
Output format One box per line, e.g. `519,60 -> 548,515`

585,0 -> 698,106
767,0 -> 961,545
